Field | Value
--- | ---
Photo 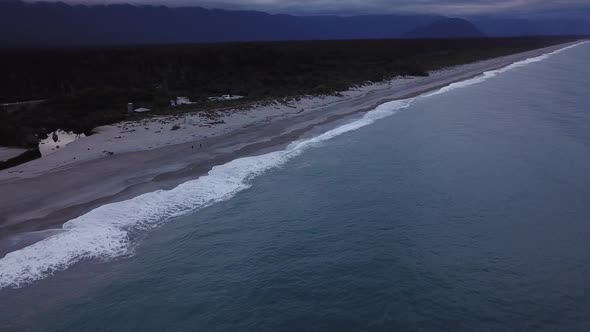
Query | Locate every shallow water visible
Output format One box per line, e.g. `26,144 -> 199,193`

1,42 -> 590,331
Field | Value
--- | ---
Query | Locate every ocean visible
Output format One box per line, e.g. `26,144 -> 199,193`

1,42 -> 590,331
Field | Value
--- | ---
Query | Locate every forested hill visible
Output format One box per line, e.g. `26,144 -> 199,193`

2,0 -> 588,47
403,18 -> 485,39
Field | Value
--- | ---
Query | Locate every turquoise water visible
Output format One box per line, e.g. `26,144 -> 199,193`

1,42 -> 590,331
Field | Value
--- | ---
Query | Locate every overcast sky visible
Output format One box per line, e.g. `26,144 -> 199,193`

28,0 -> 590,17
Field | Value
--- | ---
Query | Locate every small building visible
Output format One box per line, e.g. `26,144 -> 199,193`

170,97 -> 195,107
208,94 -> 244,102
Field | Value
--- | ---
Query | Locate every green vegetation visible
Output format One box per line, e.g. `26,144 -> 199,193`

0,37 -> 577,150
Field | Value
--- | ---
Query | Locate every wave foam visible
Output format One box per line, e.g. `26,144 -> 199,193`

1,41 -> 587,289
0,100 -> 412,289
424,41 -> 588,98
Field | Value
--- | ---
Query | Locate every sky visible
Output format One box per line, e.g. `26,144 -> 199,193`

28,0 -> 590,17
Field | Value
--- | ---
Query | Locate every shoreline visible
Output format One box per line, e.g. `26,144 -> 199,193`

0,41 -> 582,256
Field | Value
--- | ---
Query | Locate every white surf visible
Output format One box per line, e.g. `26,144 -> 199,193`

0,41 -> 586,290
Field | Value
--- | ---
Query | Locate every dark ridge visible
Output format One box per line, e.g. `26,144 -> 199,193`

0,0 -> 441,47
403,18 -> 485,39
473,17 -> 590,37
2,1 -> 588,47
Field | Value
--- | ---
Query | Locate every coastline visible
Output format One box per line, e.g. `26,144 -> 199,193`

0,41 -> 582,255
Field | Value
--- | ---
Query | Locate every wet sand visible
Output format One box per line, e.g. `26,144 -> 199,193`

0,42 -> 580,255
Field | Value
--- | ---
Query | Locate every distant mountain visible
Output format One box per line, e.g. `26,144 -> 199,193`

403,18 -> 485,38
0,1 -> 588,47
473,18 -> 590,36
0,1 -> 441,47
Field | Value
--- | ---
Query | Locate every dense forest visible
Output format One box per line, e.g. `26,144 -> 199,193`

0,37 -> 579,152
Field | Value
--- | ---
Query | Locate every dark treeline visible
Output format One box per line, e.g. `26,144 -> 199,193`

0,37 -> 579,149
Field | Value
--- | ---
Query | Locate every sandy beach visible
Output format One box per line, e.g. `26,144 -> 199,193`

0,148 -> 27,163
0,41 -> 580,254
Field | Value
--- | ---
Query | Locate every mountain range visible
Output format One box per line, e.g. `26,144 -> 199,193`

403,18 -> 484,39
0,0 -> 589,47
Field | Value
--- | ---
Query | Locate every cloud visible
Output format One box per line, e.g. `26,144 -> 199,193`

28,0 -> 590,17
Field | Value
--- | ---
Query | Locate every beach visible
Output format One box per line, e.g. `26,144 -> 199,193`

0,41 -> 581,254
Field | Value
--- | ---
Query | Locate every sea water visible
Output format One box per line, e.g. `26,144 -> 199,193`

1,42 -> 589,331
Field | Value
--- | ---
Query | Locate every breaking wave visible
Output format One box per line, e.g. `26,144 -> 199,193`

0,100 -> 413,289
0,41 -> 586,289
423,41 -> 587,98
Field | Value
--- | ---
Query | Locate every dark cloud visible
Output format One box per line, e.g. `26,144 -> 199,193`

28,0 -> 590,17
